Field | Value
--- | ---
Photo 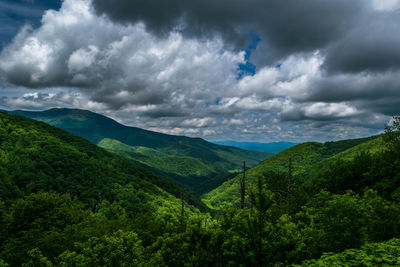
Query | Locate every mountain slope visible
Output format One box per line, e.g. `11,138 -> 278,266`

0,111 -> 204,212
11,108 -> 271,194
213,141 -> 298,153
203,135 -> 381,208
98,138 -> 229,192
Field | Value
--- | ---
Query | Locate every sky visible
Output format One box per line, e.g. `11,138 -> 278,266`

0,0 -> 399,142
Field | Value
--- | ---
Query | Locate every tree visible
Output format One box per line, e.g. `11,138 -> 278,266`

240,161 -> 246,209
384,116 -> 400,152
0,192 -> 89,266
57,230 -> 145,266
249,175 -> 275,266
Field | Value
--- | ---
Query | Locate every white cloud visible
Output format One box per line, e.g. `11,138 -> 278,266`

304,102 -> 359,118
181,117 -> 216,128
68,45 -> 99,73
371,0 -> 400,11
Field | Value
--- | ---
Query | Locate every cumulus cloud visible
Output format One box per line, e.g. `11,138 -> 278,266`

0,0 -> 399,142
0,0 -> 243,112
280,102 -> 360,122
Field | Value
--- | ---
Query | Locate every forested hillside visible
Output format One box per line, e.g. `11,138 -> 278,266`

203,135 -> 380,208
0,111 -> 205,211
0,111 -> 209,266
11,109 -> 271,194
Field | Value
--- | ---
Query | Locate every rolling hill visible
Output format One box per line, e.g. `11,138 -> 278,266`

10,108 -> 272,194
0,110 -> 204,212
203,135 -> 382,208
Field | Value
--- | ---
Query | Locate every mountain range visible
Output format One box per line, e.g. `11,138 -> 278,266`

10,108 -> 272,195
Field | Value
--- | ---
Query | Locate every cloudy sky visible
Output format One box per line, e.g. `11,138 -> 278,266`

0,0 -> 399,142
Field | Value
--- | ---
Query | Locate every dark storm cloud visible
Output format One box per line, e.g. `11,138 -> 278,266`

280,109 -> 387,135
355,98 -> 400,116
279,109 -> 308,122
139,107 -> 187,118
90,89 -> 167,110
323,10 -> 400,73
304,71 -> 400,103
92,0 -> 365,63
92,0 -> 400,75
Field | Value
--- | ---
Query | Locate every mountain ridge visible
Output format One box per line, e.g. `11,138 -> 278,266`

10,108 -> 272,194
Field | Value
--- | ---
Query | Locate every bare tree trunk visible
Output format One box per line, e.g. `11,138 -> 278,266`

288,157 -> 293,196
181,192 -> 185,217
240,161 -> 246,209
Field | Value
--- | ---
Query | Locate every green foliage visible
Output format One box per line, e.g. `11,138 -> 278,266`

56,230 -> 144,266
313,147 -> 400,199
299,238 -> 400,266
22,249 -> 53,267
297,191 -> 366,259
0,192 -> 89,266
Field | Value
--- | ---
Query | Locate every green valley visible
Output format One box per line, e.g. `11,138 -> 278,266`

11,108 -> 271,194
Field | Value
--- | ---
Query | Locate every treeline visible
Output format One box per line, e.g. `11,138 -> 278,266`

1,114 -> 400,266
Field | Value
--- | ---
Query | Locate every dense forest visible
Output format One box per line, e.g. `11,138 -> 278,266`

1,111 -> 400,266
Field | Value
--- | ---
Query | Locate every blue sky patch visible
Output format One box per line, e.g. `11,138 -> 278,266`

0,0 -> 61,50
237,32 -> 261,80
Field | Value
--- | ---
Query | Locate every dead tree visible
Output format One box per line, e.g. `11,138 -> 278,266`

240,161 -> 246,209
181,192 -> 185,217
287,157 -> 293,196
